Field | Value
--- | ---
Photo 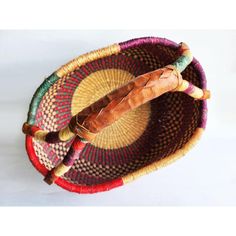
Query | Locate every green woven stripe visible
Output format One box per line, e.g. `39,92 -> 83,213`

172,55 -> 192,73
27,73 -> 60,125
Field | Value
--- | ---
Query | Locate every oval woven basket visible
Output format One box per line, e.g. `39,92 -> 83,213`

23,37 -> 208,194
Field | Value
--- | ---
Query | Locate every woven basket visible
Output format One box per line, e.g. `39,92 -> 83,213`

22,37 -> 209,194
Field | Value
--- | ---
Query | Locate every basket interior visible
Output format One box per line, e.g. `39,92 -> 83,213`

33,43 -> 204,186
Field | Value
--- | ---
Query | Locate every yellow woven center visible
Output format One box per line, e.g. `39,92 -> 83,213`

71,69 -> 151,149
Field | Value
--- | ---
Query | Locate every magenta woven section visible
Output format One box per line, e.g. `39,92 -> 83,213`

184,83 -> 196,94
119,37 -> 178,51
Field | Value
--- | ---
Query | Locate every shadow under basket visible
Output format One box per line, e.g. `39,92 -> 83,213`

24,37 -> 208,194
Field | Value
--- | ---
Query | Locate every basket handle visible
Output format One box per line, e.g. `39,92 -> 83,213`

23,42 -> 210,185
44,136 -> 86,184
171,42 -> 210,99
67,43 -> 210,135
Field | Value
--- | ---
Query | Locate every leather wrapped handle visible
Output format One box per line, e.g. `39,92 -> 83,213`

69,43 -> 210,135
23,42 -> 211,184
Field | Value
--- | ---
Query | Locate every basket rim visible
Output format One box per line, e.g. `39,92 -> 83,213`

25,36 -> 208,194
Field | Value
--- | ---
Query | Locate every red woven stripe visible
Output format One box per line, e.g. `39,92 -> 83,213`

26,135 -> 48,175
26,136 -> 124,193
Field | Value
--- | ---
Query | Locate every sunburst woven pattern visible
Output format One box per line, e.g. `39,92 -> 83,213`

71,68 -> 151,149
26,37 -> 207,193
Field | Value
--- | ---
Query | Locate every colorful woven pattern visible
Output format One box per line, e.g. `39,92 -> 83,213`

24,37 -> 208,193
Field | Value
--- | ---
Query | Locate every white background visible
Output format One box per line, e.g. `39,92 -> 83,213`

0,30 -> 235,206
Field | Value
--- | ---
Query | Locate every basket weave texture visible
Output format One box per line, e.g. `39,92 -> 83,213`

25,37 -> 207,193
